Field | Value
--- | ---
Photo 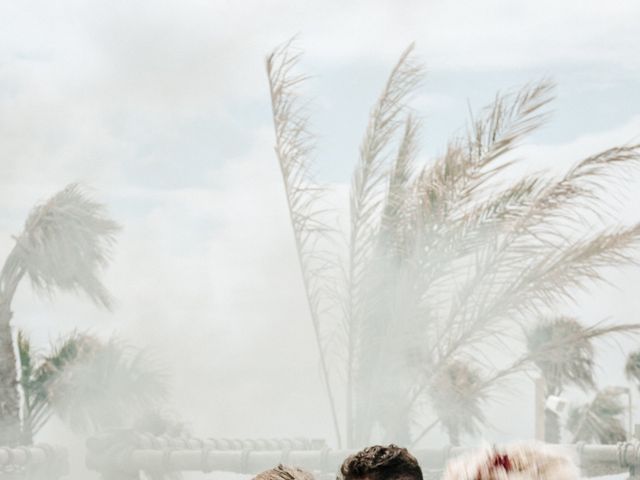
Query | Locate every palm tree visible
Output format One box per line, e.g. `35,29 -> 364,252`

18,330 -> 168,443
428,360 -> 487,446
525,317 -> 637,442
526,317 -> 595,442
625,350 -> 640,387
0,184 -> 120,445
527,317 -> 597,394
266,40 -> 640,447
567,388 -> 627,443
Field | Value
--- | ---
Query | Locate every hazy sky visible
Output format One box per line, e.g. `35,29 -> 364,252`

2,0 -> 640,458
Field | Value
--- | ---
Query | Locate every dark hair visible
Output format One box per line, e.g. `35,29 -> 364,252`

253,464 -> 315,480
340,445 -> 423,480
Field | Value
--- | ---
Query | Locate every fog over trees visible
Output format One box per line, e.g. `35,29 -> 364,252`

1,2 -> 640,478
268,41 -> 640,448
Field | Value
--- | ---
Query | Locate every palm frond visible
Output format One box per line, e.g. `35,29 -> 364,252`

567,389 -> 627,444
439,221 -> 640,365
266,39 -> 343,447
379,115 -> 420,259
47,336 -> 168,434
266,41 -> 640,447
17,330 -> 34,385
512,145 -> 640,235
468,80 -> 554,168
428,359 -> 487,445
17,330 -> 45,443
417,80 -> 554,225
2,184 -> 120,309
17,331 -> 168,437
349,45 -> 422,309
346,45 -> 424,445
525,317 -> 595,394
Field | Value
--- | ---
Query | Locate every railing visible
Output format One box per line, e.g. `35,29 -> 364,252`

3,434 -> 640,479
0,444 -> 68,479
86,431 -> 330,479
84,432 -> 640,479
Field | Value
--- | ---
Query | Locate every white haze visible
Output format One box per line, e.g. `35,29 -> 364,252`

1,1 -> 640,478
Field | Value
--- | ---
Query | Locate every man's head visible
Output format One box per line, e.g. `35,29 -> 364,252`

340,444 -> 423,480
253,464 -> 315,480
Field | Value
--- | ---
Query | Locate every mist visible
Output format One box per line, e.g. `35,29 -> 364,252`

2,1 -> 640,479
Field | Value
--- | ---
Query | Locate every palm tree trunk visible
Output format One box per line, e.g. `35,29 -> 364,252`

544,408 -> 561,443
0,300 -> 21,446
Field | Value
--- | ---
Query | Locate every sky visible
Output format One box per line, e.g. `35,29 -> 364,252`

2,0 -> 640,473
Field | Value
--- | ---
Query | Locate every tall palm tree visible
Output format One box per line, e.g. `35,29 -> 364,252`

567,388 -> 627,444
266,40 -> 640,447
0,184 -> 120,445
18,330 -> 168,443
